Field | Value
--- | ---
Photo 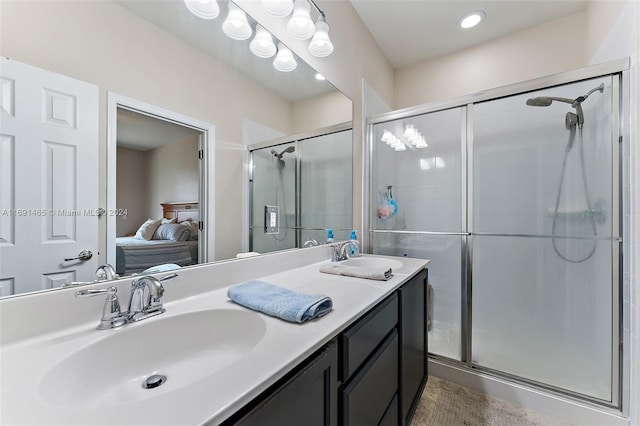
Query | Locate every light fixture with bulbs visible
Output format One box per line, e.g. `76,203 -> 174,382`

184,0 -> 220,20
250,24 -> 277,58
287,0 -> 316,40
184,0 -> 333,73
261,0 -> 293,18
222,2 -> 253,40
260,0 -> 335,58
273,42 -> 298,72
308,15 -> 333,57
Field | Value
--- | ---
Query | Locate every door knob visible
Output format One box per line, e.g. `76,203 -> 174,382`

64,250 -> 93,262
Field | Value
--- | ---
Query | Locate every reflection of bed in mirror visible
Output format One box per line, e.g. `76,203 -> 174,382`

115,202 -> 199,275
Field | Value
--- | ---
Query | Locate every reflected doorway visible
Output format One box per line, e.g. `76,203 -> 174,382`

107,93 -> 215,275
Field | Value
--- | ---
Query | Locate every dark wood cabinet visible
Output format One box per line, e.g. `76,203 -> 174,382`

226,267 -> 429,426
341,330 -> 398,425
399,269 -> 428,425
228,340 -> 339,426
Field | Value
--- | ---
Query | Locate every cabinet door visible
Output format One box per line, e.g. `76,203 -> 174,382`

341,330 -> 398,426
234,340 -> 338,426
399,269 -> 428,425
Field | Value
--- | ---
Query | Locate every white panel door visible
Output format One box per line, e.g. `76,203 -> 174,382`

0,57 -> 99,295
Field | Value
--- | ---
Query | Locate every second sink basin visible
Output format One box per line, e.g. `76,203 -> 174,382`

39,309 -> 267,408
340,257 -> 403,271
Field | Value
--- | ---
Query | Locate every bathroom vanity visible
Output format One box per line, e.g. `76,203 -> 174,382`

0,246 -> 429,425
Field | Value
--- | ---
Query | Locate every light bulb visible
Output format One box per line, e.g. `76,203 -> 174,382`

381,130 -> 394,145
250,25 -> 277,58
183,0 -> 220,19
222,3 -> 252,40
261,0 -> 293,18
308,16 -> 333,57
273,42 -> 297,72
287,0 -> 315,40
458,11 -> 485,29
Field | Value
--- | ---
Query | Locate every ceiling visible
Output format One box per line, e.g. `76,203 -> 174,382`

117,108 -> 202,151
349,0 -> 588,68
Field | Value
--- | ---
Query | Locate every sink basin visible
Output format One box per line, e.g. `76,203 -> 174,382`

39,309 -> 267,408
340,257 -> 403,271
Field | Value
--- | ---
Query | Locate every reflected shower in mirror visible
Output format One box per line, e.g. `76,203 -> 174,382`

250,125 -> 353,255
0,0 -> 353,298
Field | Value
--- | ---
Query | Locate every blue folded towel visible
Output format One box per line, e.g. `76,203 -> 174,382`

227,280 -> 333,323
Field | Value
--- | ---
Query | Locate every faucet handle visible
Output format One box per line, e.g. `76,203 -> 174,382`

76,286 -> 126,330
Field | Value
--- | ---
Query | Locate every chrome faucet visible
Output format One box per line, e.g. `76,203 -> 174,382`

304,239 -> 319,247
75,273 -> 177,329
95,264 -> 118,281
75,286 -> 127,330
127,274 -> 175,321
330,240 -> 360,262
61,263 -> 119,288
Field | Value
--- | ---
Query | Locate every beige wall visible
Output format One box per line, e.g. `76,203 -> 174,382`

147,136 -> 200,219
292,90 -> 352,134
0,0 -> 295,261
394,12 -> 588,108
116,147 -> 150,237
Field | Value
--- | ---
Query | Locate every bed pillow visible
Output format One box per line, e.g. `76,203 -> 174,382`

153,223 -> 191,241
162,217 -> 177,224
180,219 -> 199,240
134,218 -> 162,240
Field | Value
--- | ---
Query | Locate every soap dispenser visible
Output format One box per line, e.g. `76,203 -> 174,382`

326,229 -> 334,244
349,230 -> 360,257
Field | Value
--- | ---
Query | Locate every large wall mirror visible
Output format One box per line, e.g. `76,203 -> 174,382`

0,0 -> 353,297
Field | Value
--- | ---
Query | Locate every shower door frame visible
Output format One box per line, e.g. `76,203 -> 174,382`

364,58 -> 629,413
248,121 -> 353,252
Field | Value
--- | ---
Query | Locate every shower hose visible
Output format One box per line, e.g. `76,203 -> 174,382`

551,127 -> 598,263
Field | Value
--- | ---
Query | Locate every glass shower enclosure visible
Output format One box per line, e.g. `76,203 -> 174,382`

249,124 -> 352,254
366,64 -> 625,408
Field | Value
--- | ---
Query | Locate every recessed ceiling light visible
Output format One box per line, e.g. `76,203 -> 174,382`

315,73 -> 326,81
458,11 -> 485,29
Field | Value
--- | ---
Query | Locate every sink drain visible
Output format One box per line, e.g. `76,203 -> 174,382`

142,374 -> 167,389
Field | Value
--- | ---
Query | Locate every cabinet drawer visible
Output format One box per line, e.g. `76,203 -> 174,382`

340,293 -> 398,380
342,330 -> 398,426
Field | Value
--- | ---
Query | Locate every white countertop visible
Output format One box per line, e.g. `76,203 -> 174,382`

0,251 -> 428,425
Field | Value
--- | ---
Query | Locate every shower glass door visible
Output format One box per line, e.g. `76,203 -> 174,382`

249,126 -> 353,253
471,76 -> 615,401
369,107 -> 465,361
250,143 -> 297,253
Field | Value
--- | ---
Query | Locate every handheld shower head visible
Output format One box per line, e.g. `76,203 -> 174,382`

525,83 -> 604,130
526,97 -> 553,107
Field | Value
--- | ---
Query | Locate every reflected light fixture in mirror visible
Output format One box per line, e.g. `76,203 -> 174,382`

222,2 -> 253,40
261,0 -> 294,18
184,0 -> 220,19
287,0 -> 315,40
308,15 -> 333,57
250,24 -> 277,58
273,42 -> 297,72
